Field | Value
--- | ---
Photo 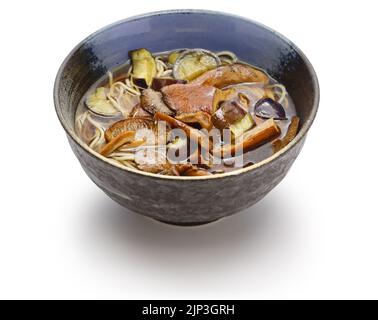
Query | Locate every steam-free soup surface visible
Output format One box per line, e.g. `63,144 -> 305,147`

75,48 -> 299,176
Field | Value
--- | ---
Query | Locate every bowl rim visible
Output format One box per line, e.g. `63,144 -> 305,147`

54,9 -> 320,181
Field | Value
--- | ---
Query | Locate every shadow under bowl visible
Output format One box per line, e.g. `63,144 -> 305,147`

54,10 -> 319,225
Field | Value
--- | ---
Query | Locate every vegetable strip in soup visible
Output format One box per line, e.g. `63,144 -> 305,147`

75,48 -> 299,176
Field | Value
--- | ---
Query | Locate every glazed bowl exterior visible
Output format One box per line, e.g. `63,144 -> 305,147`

54,10 -> 319,225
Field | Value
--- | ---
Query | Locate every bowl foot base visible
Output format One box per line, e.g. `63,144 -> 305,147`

153,218 -> 220,227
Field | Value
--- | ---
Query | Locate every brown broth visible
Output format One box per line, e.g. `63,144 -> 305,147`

75,50 -> 298,176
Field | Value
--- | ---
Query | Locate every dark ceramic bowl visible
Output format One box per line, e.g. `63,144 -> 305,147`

54,10 -> 319,225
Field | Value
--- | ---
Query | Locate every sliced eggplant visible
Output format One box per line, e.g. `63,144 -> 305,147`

222,119 -> 280,156
86,87 -> 119,116
254,98 -> 286,120
173,49 -> 221,81
132,78 -> 149,89
229,113 -> 255,138
129,48 -> 156,86
167,51 -> 182,65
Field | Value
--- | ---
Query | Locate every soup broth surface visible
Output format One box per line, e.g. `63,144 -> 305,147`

75,48 -> 299,176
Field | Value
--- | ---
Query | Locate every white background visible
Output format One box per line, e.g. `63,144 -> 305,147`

0,0 -> 377,299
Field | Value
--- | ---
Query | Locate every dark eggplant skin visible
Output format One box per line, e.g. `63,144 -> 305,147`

128,48 -> 156,86
254,98 -> 286,120
151,78 -> 186,91
133,78 -> 149,89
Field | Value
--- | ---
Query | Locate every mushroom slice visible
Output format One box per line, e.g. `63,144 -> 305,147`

176,111 -> 213,130
155,112 -> 212,152
221,118 -> 280,157
221,83 -> 267,109
191,63 -> 269,88
212,88 -> 236,113
174,163 -> 193,175
100,131 -> 136,156
211,99 -> 247,130
273,116 -> 300,152
183,168 -> 212,176
173,163 -> 212,176
137,163 -> 179,175
105,117 -> 154,142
